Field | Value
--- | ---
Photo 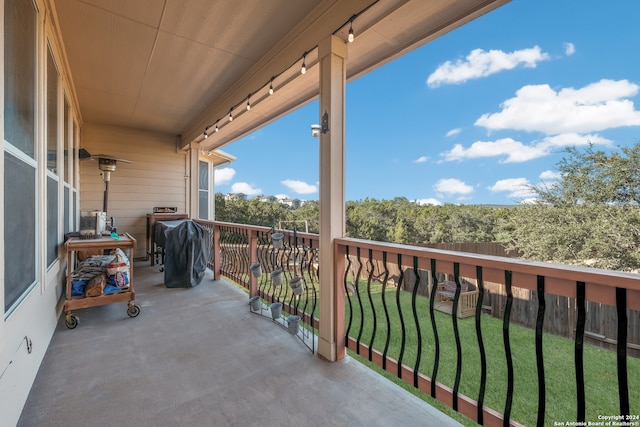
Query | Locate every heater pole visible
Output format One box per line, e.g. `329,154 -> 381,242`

103,180 -> 109,214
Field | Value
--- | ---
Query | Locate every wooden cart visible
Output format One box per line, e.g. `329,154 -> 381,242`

64,233 -> 140,328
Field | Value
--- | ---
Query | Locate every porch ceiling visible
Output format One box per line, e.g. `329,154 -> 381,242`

51,0 -> 509,151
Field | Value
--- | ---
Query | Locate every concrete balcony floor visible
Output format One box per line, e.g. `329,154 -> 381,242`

18,262 -> 462,427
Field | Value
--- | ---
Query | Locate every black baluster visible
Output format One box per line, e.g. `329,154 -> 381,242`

381,251 -> 391,371
535,275 -> 546,427
475,266 -> 486,425
429,258 -> 440,398
616,287 -> 630,416
575,281 -> 586,423
344,246 -> 353,347
396,254 -> 406,379
367,249 -> 377,361
503,270 -> 514,427
411,256 -> 422,388
452,263 -> 462,411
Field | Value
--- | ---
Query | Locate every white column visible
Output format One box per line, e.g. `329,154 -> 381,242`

317,35 -> 347,362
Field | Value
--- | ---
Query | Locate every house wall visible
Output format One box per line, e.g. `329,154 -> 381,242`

1,0 -> 81,425
80,123 -> 189,259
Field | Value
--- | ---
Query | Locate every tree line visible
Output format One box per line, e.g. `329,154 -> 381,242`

215,143 -> 640,272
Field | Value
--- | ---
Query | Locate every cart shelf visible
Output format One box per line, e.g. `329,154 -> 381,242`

64,233 -> 140,328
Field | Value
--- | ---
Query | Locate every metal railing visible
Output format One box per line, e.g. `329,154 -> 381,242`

195,220 -> 639,426
196,220 -> 320,345
336,237 -> 639,427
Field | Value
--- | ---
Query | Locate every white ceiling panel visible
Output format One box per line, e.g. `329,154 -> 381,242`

52,0 -> 510,146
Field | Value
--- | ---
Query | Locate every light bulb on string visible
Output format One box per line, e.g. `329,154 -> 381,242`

246,95 -> 251,111
203,127 -> 209,139
269,78 -> 274,95
229,110 -> 233,122
301,54 -> 307,75
215,121 -> 219,133
348,21 -> 355,43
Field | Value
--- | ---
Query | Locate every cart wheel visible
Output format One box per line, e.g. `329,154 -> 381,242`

127,304 -> 141,318
65,314 -> 79,329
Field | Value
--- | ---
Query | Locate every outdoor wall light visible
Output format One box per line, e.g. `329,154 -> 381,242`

311,124 -> 321,138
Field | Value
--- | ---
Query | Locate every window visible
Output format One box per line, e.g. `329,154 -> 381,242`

46,46 -> 60,267
47,46 -> 58,173
199,160 -> 209,219
4,0 -> 36,159
64,96 -> 70,183
4,153 -> 37,312
47,176 -> 58,266
4,0 -> 38,313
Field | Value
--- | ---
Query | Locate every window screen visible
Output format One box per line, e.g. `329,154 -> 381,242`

5,153 -> 37,312
4,0 -> 36,158
47,47 -> 58,173
64,186 -> 70,235
199,160 -> 209,219
47,176 -> 59,267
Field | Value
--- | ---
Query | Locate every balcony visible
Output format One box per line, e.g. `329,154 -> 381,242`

17,250 -> 462,426
18,220 -> 640,426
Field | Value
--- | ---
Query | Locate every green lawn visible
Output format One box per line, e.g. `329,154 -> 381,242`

346,279 -> 639,426
227,275 -> 638,426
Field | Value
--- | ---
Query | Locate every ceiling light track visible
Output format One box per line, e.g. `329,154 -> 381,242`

201,0 -> 379,142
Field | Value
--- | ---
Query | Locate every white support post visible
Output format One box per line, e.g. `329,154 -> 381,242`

317,35 -> 347,362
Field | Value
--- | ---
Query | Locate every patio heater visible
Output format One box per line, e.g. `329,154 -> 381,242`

91,154 -> 132,214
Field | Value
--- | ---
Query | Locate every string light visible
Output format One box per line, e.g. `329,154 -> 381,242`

348,19 -> 355,43
201,5 -> 371,141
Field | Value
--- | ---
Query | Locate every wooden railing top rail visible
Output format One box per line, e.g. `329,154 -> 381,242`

336,237 -> 640,310
197,220 -> 320,243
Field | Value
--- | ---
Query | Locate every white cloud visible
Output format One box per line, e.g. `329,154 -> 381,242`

539,170 -> 561,180
488,178 -> 535,199
475,79 -> 640,134
231,182 -> 262,195
446,128 -> 462,137
281,179 -> 318,194
415,198 -> 442,206
414,156 -> 429,163
427,46 -> 550,87
564,42 -> 576,56
214,167 -> 235,185
441,133 -> 611,163
434,178 -> 474,196
520,198 -> 538,205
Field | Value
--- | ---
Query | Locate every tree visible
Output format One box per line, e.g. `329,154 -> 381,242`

507,142 -> 640,271
536,143 -> 640,206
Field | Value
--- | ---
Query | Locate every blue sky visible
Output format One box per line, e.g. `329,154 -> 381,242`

215,0 -> 640,205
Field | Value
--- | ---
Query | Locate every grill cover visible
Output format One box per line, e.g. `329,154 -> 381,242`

164,220 -> 210,288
